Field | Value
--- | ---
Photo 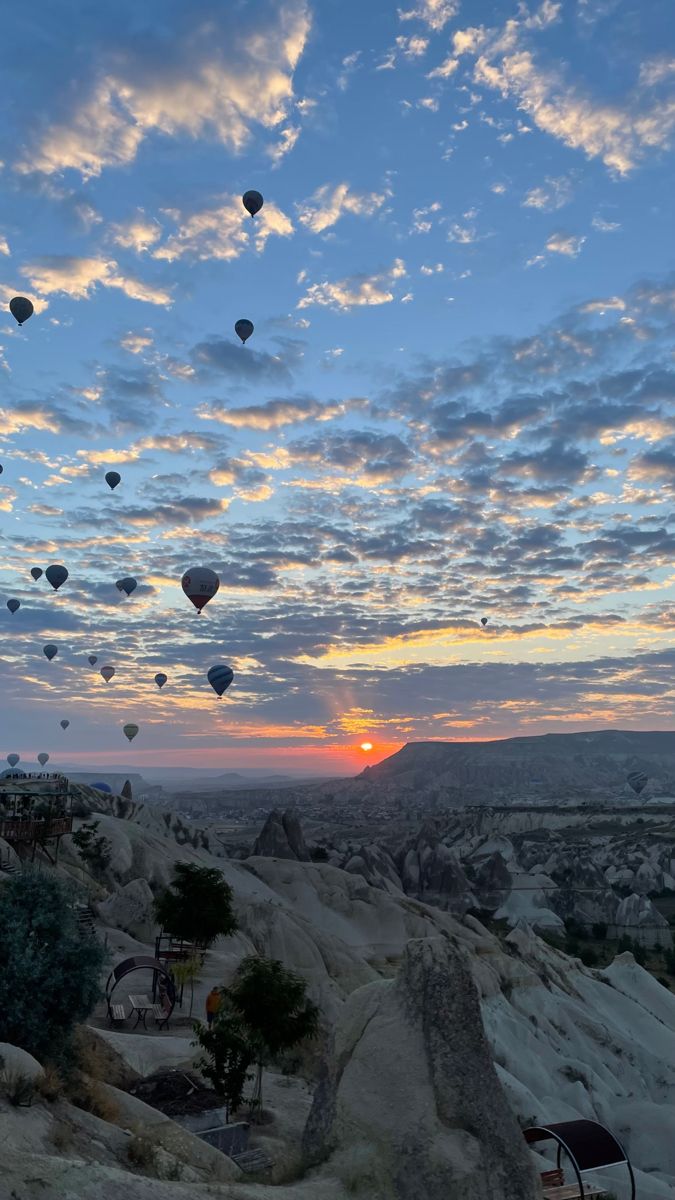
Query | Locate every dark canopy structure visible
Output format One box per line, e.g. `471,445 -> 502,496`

105,955 -> 176,1020
524,1119 -> 635,1199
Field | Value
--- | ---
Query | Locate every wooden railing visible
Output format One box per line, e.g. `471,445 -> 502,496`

0,815 -> 73,841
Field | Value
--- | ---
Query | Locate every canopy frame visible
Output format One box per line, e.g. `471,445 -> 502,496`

524,1119 -> 635,1200
104,955 -> 176,1021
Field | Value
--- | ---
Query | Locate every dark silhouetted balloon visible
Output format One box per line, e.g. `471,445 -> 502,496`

242,190 -> 264,218
105,470 -> 121,490
7,599 -> 20,613
207,664 -> 234,697
100,665 -> 115,683
627,770 -> 648,796
60,719 -> 70,730
38,752 -> 49,767
43,643 -> 58,661
154,673 -> 167,689
181,567 -> 219,613
30,567 -> 43,581
235,319 -> 254,344
88,655 -> 98,666
45,564 -> 68,590
7,754 -> 20,767
10,297 -> 34,326
123,723 -> 139,742
481,617 -> 488,626
117,576 -> 137,596
0,464 -> 3,474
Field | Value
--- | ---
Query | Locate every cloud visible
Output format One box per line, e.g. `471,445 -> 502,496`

592,215 -> 621,233
545,232 -> 586,257
522,175 -> 573,210
200,395 -> 344,430
450,8 -> 675,174
427,55 -> 459,79
398,0 -> 458,32
297,259 -> 407,310
17,1 -> 311,178
0,235 -> 9,256
191,336 -> 296,383
21,256 -> 171,304
120,332 -> 154,355
154,196 -> 292,262
296,183 -> 389,233
110,211 -> 162,252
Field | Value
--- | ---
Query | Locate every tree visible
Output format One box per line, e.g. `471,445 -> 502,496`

71,820 -> 112,877
591,922 -> 608,941
153,863 -> 237,949
226,956 -> 319,1114
193,1014 -> 253,1121
172,952 -> 202,1017
0,871 -> 105,1062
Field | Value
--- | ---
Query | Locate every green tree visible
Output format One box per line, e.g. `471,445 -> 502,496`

71,820 -> 112,877
193,1014 -> 254,1121
0,872 -> 105,1062
172,952 -> 202,1018
153,863 -> 237,950
591,922 -> 608,941
580,946 -> 599,968
227,956 -> 320,1114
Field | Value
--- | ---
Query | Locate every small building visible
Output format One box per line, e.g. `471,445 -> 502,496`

0,772 -> 73,864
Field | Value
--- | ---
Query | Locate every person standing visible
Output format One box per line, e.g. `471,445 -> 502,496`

205,986 -> 222,1026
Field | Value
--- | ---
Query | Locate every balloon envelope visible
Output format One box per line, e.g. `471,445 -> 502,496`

627,770 -> 648,795
30,568 -> 43,581
154,673 -> 167,689
481,617 -> 488,626
88,655 -> 98,666
123,723 -> 139,742
181,566 -> 219,612
105,471 -> 121,490
37,752 -> 49,766
235,319 -> 254,344
100,665 -> 115,682
9,296 -> 34,326
242,190 -> 264,217
7,754 -> 20,767
118,576 -> 137,596
60,719 -> 70,730
45,564 -> 68,590
207,664 -> 234,697
7,599 -> 20,613
43,643 -> 58,661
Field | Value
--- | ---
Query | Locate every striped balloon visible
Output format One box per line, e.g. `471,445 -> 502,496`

207,665 -> 234,697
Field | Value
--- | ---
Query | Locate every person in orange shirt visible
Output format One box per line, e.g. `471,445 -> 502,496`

205,987 -> 222,1026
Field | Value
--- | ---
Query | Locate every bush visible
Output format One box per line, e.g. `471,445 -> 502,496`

0,872 -> 105,1062
309,846 -> 329,862
127,1133 -> 159,1172
71,821 -> 112,876
153,863 -> 237,949
0,1066 -> 35,1107
66,1073 -> 121,1123
579,946 -> 599,968
591,922 -> 608,941
36,1064 -> 65,1102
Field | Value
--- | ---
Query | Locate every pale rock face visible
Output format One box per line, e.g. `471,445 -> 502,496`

0,1042 -> 44,1081
303,937 -> 540,1200
610,893 -> 673,948
253,808 -> 311,861
97,878 -> 156,942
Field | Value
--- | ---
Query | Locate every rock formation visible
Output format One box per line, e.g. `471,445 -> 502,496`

303,936 -> 540,1200
253,808 -> 311,861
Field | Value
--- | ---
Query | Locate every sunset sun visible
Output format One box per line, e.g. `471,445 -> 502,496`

360,742 -> 373,752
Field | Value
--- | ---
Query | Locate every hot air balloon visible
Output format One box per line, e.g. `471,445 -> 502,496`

235,319 -> 254,344
481,617 -> 488,627
207,664 -> 234,697
123,723 -> 139,742
37,752 -> 49,767
60,719 -> 70,730
9,297 -> 34,326
45,564 -> 68,591
88,655 -> 98,666
0,464 -> 3,474
117,576 -> 137,597
100,666 -> 115,683
43,643 -> 58,661
7,754 -> 20,767
105,471 -> 121,490
30,567 -> 43,581
154,673 -> 167,689
627,770 -> 648,796
242,190 -> 264,218
181,567 -> 219,613
7,599 -> 20,613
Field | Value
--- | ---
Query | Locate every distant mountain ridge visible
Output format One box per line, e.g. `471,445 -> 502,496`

356,729 -> 675,804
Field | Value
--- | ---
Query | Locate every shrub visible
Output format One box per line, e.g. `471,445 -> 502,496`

0,872 -> 105,1062
66,1073 -> 121,1123
36,1064 -> 65,1102
309,846 -> 329,862
127,1133 -> 159,1172
580,946 -> 599,968
0,1067 -> 35,1107
71,821 -> 112,876
153,863 -> 237,949
591,922 -> 608,941
194,1014 -> 254,1121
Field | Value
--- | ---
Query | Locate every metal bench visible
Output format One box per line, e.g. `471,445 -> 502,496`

109,1003 -> 126,1024
542,1184 -> 604,1199
151,1002 -> 170,1029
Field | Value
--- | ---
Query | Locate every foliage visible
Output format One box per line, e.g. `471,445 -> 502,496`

591,922 -> 608,941
310,846 -> 329,862
193,1014 -> 254,1121
579,946 -> 599,968
71,820 -> 112,876
563,917 -> 588,941
36,1064 -> 65,1101
0,1058 -> 35,1107
153,862 -> 237,949
127,1132 -> 159,1171
227,956 -> 320,1113
664,947 -> 675,974
0,872 -> 105,1062
171,953 -> 202,1018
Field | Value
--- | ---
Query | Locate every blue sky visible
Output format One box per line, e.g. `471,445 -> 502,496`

1,0 -> 674,771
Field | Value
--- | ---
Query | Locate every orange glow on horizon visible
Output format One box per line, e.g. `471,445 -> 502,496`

360,741 -> 373,752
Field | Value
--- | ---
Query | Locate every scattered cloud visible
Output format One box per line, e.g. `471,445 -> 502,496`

297,259 -> 407,310
296,182 -> 389,233
21,256 -> 171,304
545,232 -> 586,257
154,196 -> 293,262
398,0 -> 458,32
523,175 -> 573,211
